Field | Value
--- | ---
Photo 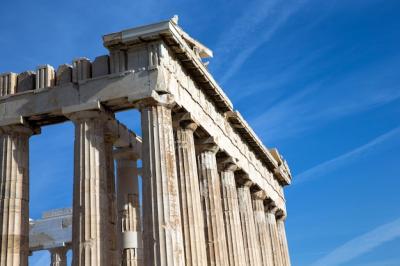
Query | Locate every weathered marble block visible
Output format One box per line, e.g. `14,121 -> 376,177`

72,57 -> 91,82
36,65 -> 55,89
56,64 -> 73,85
17,71 -> 36,92
0,72 -> 17,96
92,55 -> 110,77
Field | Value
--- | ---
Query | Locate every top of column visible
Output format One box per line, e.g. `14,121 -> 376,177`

133,91 -> 175,109
62,101 -> 113,122
0,116 -> 39,135
195,137 -> 219,154
217,154 -> 238,172
172,111 -> 198,132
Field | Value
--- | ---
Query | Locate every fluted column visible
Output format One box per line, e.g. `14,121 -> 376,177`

252,191 -> 274,266
277,214 -> 291,266
105,134 -> 118,266
140,97 -> 185,266
0,122 -> 34,266
115,149 -> 143,266
237,179 -> 262,266
196,139 -> 229,266
174,117 -> 207,266
50,247 -> 68,266
70,111 -> 117,266
265,205 -> 284,266
219,162 -> 246,266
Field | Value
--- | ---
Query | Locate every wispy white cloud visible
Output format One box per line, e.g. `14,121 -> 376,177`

311,217 -> 400,266
220,5 -> 304,84
251,56 -> 400,142
228,45 -> 333,103
351,258 -> 400,266
295,126 -> 400,183
214,0 -> 280,54
213,0 -> 308,84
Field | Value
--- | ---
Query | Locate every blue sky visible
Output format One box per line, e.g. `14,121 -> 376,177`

1,0 -> 399,265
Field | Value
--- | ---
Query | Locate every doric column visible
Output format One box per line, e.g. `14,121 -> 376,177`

49,247 -> 68,266
173,114 -> 207,266
219,161 -> 246,266
196,138 -> 229,266
277,213 -> 291,266
115,148 -> 143,266
69,110 -> 117,266
139,95 -> 185,266
105,131 -> 119,266
265,204 -> 284,266
252,190 -> 274,266
0,120 -> 34,266
237,178 -> 262,266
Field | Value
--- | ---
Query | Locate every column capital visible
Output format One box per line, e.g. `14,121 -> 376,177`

252,189 -> 268,200
195,136 -> 219,154
0,116 -> 39,135
237,179 -> 253,188
62,101 -> 114,122
133,91 -> 175,109
217,155 -> 238,172
114,147 -> 140,160
49,246 -> 69,253
222,162 -> 238,172
236,172 -> 253,187
172,111 -> 198,131
264,199 -> 278,214
275,209 -> 287,221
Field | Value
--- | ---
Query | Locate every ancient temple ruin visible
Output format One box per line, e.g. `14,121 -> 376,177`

0,18 -> 292,266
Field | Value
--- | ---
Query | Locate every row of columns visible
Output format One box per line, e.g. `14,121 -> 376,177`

0,97 -> 290,266
168,104 -> 291,266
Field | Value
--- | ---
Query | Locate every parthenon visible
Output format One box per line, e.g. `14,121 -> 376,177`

0,18 -> 292,266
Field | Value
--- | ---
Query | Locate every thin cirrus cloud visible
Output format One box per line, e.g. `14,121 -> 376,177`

250,55 -> 400,142
311,217 -> 400,266
213,0 -> 309,85
226,43 -> 335,109
350,258 -> 400,266
294,125 -> 400,184
213,0 -> 280,59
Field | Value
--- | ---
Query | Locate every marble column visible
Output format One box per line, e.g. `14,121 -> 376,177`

252,191 -> 274,266
237,179 -> 262,266
115,149 -> 143,266
196,139 -> 229,266
0,123 -> 33,266
70,111 -> 117,266
265,205 -> 284,266
140,100 -> 185,266
219,162 -> 246,266
105,133 -> 118,266
174,118 -> 207,266
50,247 -> 68,266
277,214 -> 291,266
